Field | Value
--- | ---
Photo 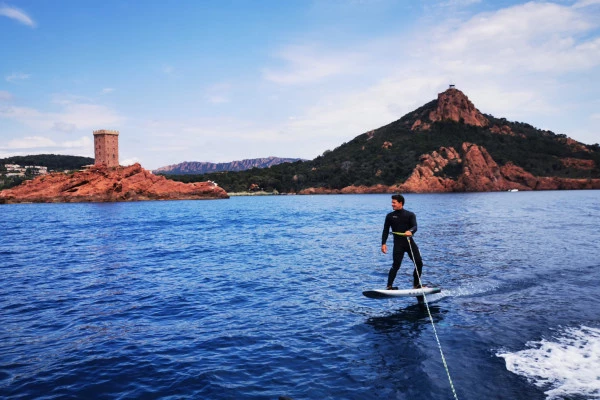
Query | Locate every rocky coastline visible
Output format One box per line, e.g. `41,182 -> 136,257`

0,163 -> 228,204
299,142 -> 600,195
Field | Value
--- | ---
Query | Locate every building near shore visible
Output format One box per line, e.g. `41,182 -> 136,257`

93,129 -> 119,167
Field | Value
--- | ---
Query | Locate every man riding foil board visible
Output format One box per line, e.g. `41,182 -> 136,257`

381,194 -> 425,290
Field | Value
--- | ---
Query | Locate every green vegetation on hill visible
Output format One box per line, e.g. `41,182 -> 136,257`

0,154 -> 94,171
162,110 -> 600,193
0,154 -> 94,191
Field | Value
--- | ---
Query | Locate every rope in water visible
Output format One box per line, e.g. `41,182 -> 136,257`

406,235 -> 459,400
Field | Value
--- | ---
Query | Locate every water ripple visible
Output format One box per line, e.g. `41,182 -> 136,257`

1,192 -> 599,399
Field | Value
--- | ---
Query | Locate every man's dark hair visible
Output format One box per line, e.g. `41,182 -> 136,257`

391,194 -> 405,204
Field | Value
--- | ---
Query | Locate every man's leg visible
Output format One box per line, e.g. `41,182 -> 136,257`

408,241 -> 424,288
387,247 -> 405,288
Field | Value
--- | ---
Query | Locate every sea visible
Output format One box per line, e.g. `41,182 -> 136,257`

1,191 -> 599,400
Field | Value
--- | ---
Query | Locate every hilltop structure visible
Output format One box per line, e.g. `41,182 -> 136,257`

93,129 -> 119,167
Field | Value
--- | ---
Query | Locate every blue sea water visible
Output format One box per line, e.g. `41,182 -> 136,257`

1,191 -> 599,400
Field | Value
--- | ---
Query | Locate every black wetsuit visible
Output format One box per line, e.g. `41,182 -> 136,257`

382,208 -> 423,288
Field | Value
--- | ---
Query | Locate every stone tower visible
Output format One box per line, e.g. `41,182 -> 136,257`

93,130 -> 119,167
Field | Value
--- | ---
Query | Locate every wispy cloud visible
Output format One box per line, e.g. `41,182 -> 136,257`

437,0 -> 482,7
0,4 -> 35,27
101,88 -> 115,94
6,72 -> 30,83
6,136 -> 56,149
52,122 -> 77,133
263,45 -> 363,85
574,0 -> 600,8
0,101 -> 124,132
1,135 -> 93,158
252,0 -> 600,155
120,157 -> 140,166
0,90 -> 12,101
62,136 -> 92,149
431,2 -> 599,74
205,83 -> 231,104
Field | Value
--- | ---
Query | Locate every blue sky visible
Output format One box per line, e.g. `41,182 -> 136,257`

1,0 -> 599,169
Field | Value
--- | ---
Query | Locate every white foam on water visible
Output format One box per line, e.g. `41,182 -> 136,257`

443,281 -> 500,298
497,326 -> 600,400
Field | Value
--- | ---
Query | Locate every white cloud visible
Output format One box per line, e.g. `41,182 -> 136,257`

0,5 -> 35,27
263,44 -> 363,85
53,122 -> 77,133
120,157 -> 140,166
59,103 -> 124,129
429,2 -> 600,75
263,1 -> 600,143
0,102 -> 124,131
0,90 -> 12,101
7,136 -> 57,149
438,0 -> 482,7
205,83 -> 231,104
0,105 -> 44,120
6,72 -> 30,83
62,136 -> 92,149
0,135 -> 93,158
574,0 -> 600,8
101,88 -> 115,94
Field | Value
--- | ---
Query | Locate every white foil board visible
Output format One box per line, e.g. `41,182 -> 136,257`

363,287 -> 441,299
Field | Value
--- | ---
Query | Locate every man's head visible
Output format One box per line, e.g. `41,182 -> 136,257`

391,194 -> 405,210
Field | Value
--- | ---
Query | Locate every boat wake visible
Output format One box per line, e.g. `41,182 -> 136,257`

496,325 -> 600,400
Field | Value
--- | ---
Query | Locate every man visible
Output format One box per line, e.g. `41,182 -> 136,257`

381,194 -> 424,289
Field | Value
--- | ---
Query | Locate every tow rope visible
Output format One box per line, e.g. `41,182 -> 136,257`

395,232 -> 459,400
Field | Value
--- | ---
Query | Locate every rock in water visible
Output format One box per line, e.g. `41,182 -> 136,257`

0,163 -> 229,204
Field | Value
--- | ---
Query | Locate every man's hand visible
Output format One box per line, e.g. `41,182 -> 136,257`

404,231 -> 413,236
381,244 -> 388,254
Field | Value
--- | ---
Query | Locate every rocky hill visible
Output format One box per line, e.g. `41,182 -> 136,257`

154,157 -> 303,175
165,87 -> 600,193
0,163 -> 228,204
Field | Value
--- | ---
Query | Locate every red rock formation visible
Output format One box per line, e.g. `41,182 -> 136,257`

398,143 -> 600,192
299,184 -> 391,195
428,88 -> 489,127
560,157 -> 595,170
563,138 -> 590,153
490,124 -> 525,138
0,163 -> 228,204
399,147 -> 460,193
410,119 -> 431,131
299,143 -> 600,194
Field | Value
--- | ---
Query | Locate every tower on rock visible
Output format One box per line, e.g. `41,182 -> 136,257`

93,130 -> 119,167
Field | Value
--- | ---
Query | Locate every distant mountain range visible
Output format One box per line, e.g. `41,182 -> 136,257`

153,157 -> 304,175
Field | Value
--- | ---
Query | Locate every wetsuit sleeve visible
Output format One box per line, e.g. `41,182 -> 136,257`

408,212 -> 418,234
382,215 -> 391,245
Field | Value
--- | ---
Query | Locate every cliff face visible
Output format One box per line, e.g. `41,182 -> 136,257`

299,143 -> 600,194
0,163 -> 229,204
412,88 -> 489,131
400,142 -> 599,192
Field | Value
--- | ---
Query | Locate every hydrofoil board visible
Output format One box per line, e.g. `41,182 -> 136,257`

363,287 -> 441,299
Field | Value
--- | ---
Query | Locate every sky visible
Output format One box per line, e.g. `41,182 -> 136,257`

1,0 -> 599,170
